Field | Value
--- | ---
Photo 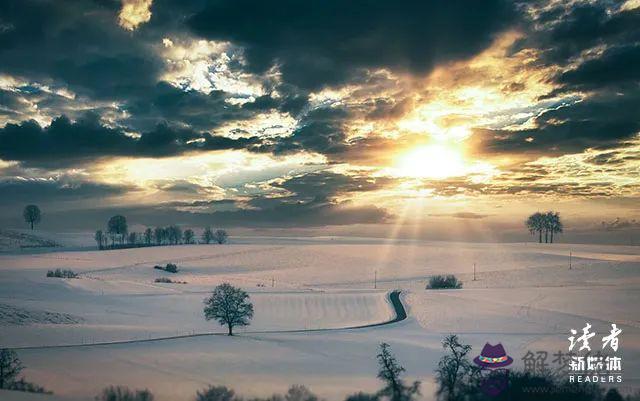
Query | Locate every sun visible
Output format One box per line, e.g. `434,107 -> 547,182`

396,144 -> 467,179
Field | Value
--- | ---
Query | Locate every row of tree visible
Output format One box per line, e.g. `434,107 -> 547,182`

94,215 -> 228,249
525,211 -> 563,243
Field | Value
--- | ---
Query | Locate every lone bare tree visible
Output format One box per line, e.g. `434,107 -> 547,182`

0,349 -> 23,389
23,204 -> 41,230
376,343 -> 420,401
203,283 -> 253,336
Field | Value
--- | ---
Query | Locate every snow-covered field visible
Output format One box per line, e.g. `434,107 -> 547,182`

0,237 -> 638,400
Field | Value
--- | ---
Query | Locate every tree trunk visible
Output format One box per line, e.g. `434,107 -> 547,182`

538,230 -> 542,243
30,221 -> 34,230
550,231 -> 554,243
545,230 -> 548,243
227,323 -> 233,336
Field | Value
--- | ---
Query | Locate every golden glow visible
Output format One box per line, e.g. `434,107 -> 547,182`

93,150 -> 326,189
396,144 -> 467,179
118,0 -> 153,31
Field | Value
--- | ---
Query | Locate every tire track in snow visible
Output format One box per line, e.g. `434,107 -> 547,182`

7,291 -> 407,351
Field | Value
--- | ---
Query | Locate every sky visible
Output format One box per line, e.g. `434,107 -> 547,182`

0,0 -> 639,242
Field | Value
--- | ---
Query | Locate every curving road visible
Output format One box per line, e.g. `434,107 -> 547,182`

8,290 -> 407,351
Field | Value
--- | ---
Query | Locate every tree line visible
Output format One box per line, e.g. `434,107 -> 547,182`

525,211 -> 563,243
94,215 -> 228,250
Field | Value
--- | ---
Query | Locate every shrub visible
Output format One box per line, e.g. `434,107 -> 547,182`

426,274 -> 462,289
165,263 -> 178,273
96,385 -> 154,401
153,264 -> 179,273
196,385 -> 237,401
46,269 -> 78,279
154,277 -> 186,284
344,392 -> 378,401
285,385 -> 320,401
6,378 -> 52,394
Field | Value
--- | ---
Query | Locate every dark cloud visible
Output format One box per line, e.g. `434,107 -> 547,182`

125,81 -> 309,132
32,199 -> 389,229
0,0 -> 163,100
186,171 -> 393,226
554,44 -> 640,93
474,91 -> 640,155
188,0 -> 518,90
5,172 -> 392,228
0,1 -> 306,133
0,179 -> 129,207
496,3 -> 640,160
513,4 -> 640,66
0,114 -> 262,167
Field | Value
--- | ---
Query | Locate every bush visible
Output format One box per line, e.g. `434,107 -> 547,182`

153,264 -> 179,273
154,277 -> 186,284
6,378 -> 51,394
196,385 -> 237,401
344,392 -> 378,401
46,269 -> 78,279
165,263 -> 178,273
285,385 -> 320,401
96,385 -> 154,401
426,274 -> 462,289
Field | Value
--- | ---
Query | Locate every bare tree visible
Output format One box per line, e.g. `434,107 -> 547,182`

435,335 -> 479,401
0,349 -> 23,389
202,227 -> 214,244
547,211 -> 563,243
213,229 -> 229,244
376,343 -> 420,401
525,212 -> 545,243
203,283 -> 253,335
154,227 -> 165,245
23,205 -> 41,230
526,211 -> 563,244
95,230 -> 105,250
167,225 -> 182,245
183,229 -> 195,244
128,232 -> 138,245
144,228 -> 153,245
107,215 -> 128,245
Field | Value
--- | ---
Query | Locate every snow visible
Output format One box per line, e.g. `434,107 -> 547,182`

0,239 -> 638,400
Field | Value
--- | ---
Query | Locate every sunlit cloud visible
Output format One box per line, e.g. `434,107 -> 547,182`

160,38 -> 265,99
118,0 -> 153,31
